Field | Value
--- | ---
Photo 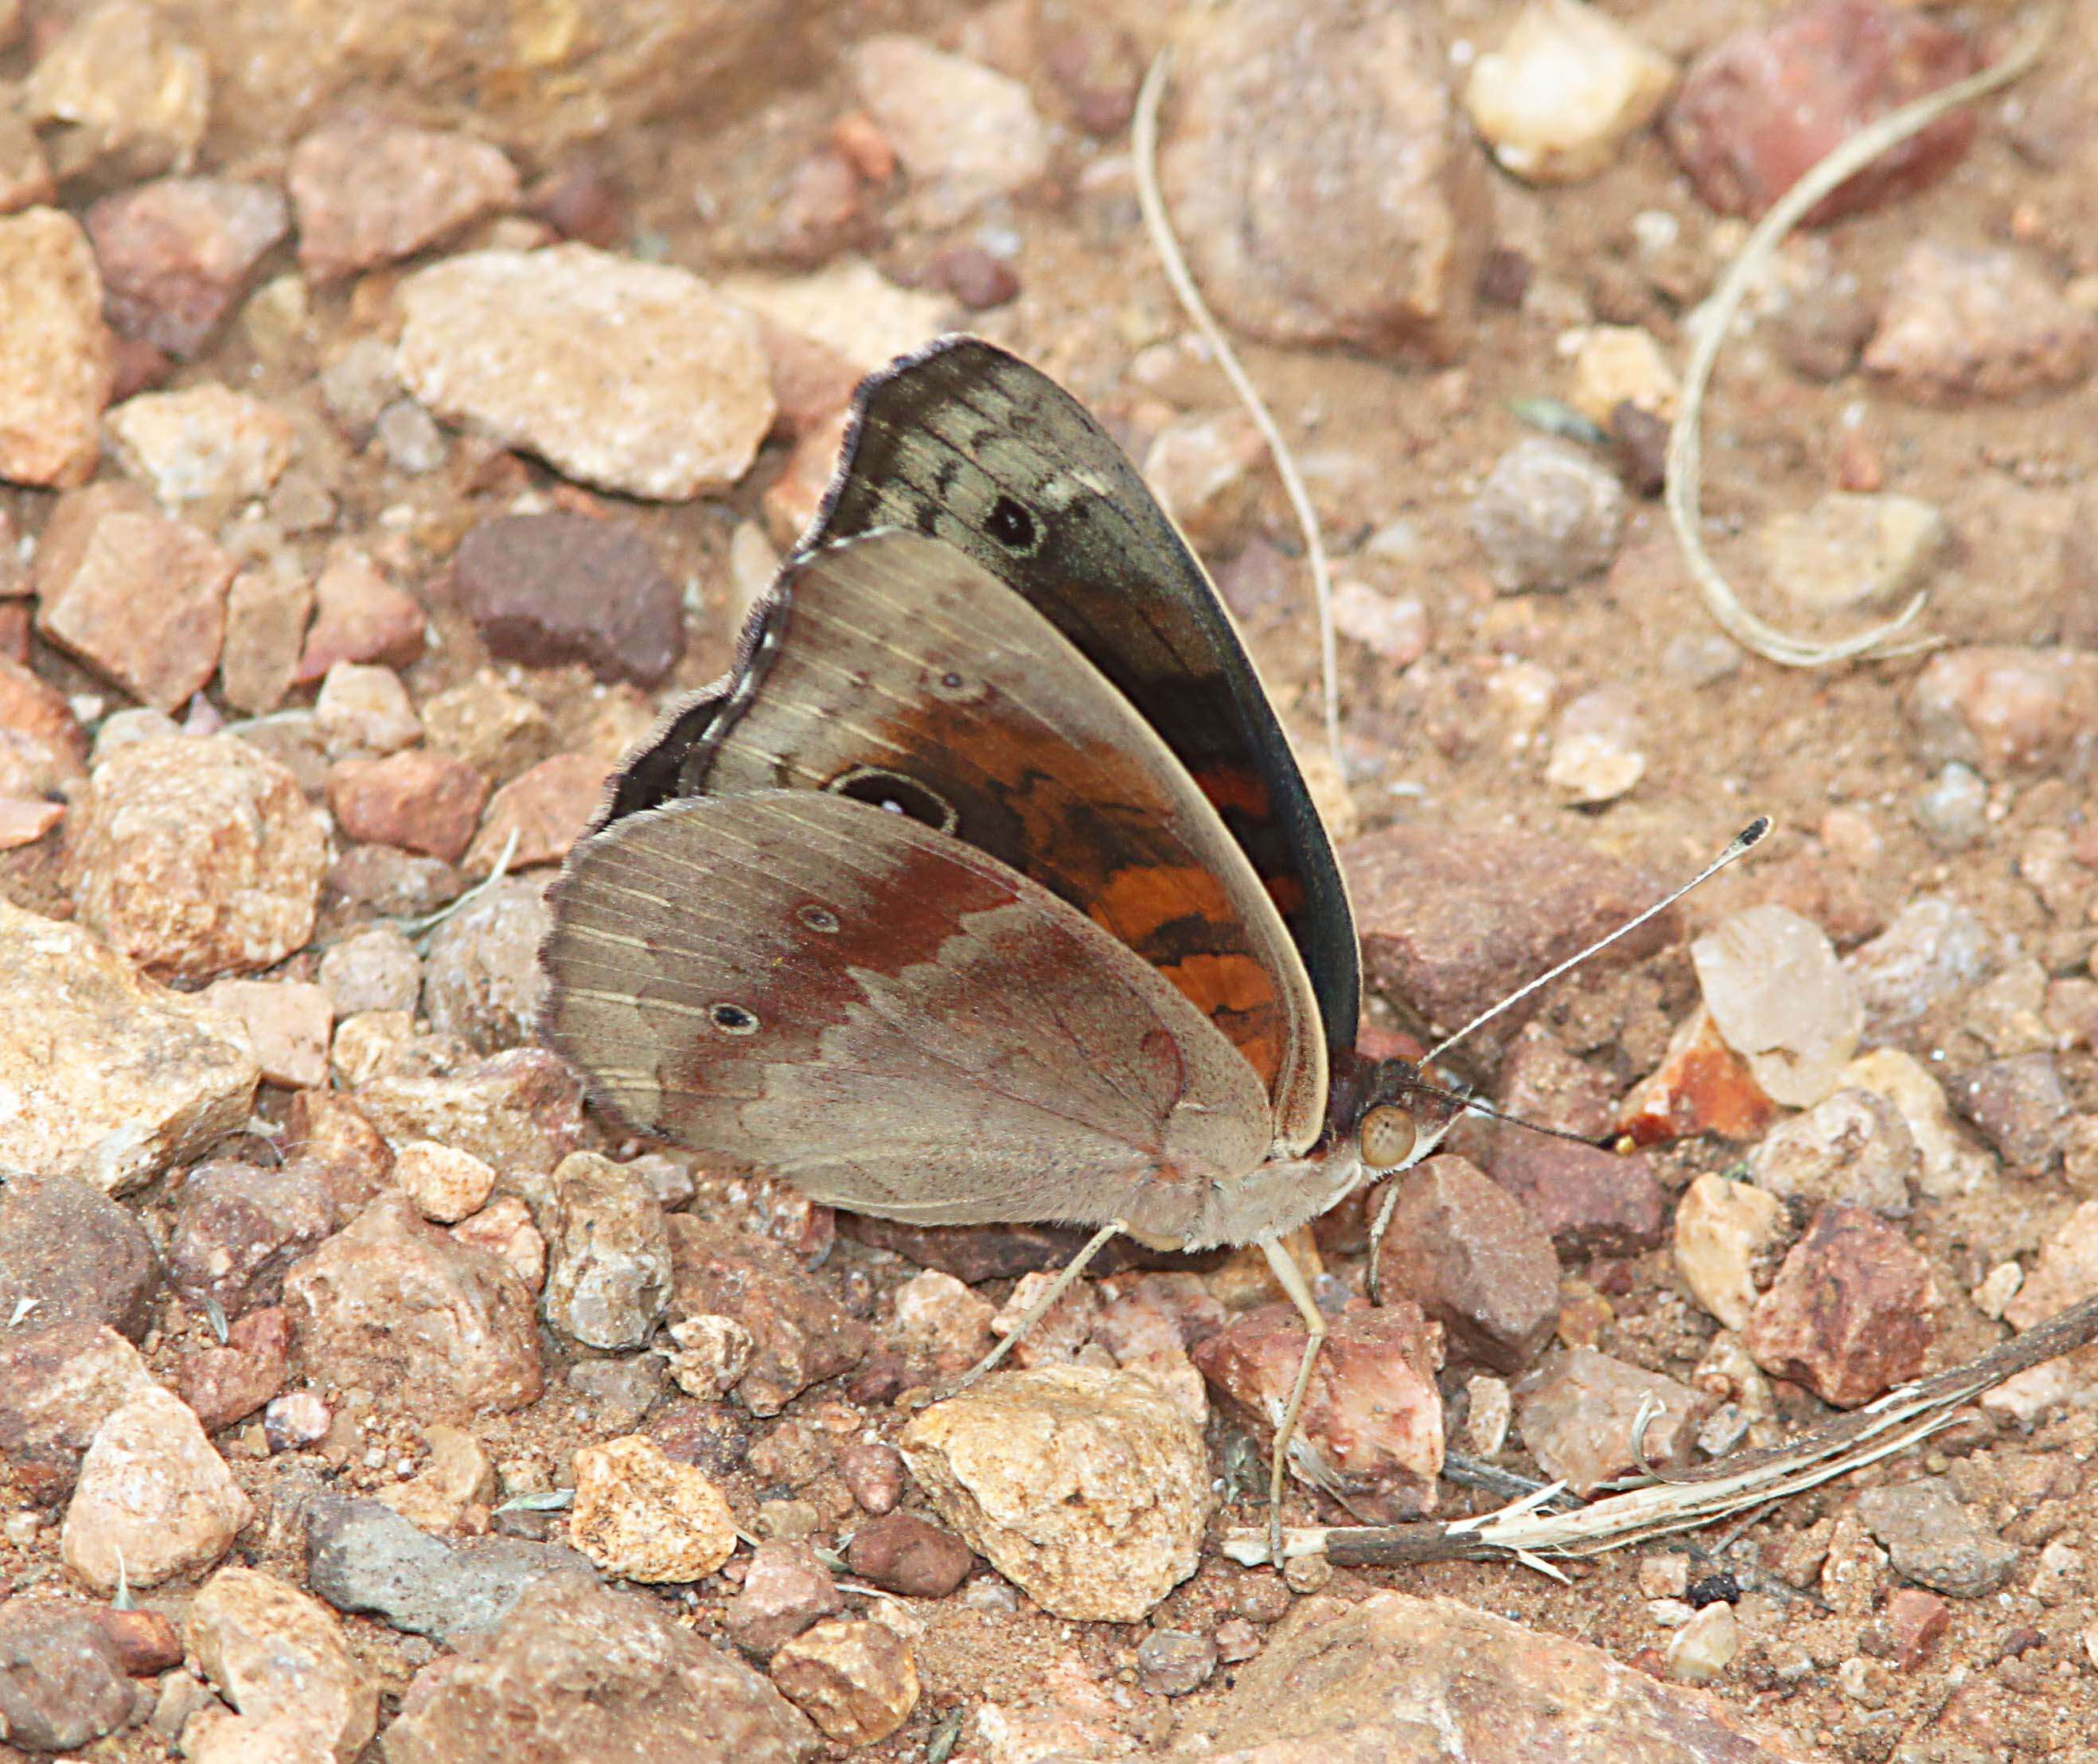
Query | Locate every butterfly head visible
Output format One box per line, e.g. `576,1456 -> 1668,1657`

1333,1055 -> 1469,1178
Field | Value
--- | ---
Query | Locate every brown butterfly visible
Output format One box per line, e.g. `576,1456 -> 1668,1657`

544,338 -> 1466,1556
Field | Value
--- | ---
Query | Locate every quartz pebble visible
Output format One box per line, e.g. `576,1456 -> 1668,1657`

900,1363 -> 1211,1622
1158,0 -> 1486,360
1745,1204 -> 1936,1406
1469,436 -> 1628,593
1673,1173 -> 1787,1332
1464,0 -> 1675,184
0,207 -> 115,488
1665,1602 -> 1740,1685
1693,905 -> 1861,1108
397,246 -> 774,500
1905,646 -> 2098,779
1546,685 -> 1645,805
569,1433 -> 737,1583
314,660 -> 419,759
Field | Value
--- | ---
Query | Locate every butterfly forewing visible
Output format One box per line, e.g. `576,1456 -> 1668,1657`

806,338 -> 1363,1066
542,790 -> 1272,1248
670,531 -> 1326,1153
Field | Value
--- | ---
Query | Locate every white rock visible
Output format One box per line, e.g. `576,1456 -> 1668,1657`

1465,0 -> 1676,184
1694,905 -> 1862,1108
852,37 -> 1050,225
396,245 -> 774,501
104,384 -> 294,505
719,260 -> 953,373
1664,1602 -> 1739,1684
1673,1174 -> 1786,1333
1569,325 -> 1678,425
1546,685 -> 1644,805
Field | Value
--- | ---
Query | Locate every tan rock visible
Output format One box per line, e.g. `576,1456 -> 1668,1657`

1673,1173 -> 1786,1333
900,1363 -> 1211,1622
60,1386 -> 254,1591
200,978 -> 333,1089
0,899 -> 257,1194
769,1618 -> 918,1746
376,1423 -> 497,1532
2005,1200 -> 2098,1331
569,1433 -> 737,1582
185,1567 -> 376,1763
394,1141 -> 497,1224
0,208 -> 114,487
104,384 -> 295,505
21,0 -> 206,181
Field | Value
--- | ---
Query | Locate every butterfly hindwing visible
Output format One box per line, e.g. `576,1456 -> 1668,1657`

541,790 -> 1272,1248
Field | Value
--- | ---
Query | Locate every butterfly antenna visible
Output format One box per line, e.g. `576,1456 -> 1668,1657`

1133,46 -> 1344,781
1393,1073 -> 1615,1149
1422,817 -> 1772,1068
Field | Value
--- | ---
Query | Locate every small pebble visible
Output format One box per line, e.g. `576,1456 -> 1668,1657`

1136,1628 -> 1218,1696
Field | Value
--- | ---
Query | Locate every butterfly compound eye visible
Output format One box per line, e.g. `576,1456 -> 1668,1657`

1359,1103 -> 1417,1173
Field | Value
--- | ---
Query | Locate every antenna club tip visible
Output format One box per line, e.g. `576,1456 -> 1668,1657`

1737,814 -> 1772,848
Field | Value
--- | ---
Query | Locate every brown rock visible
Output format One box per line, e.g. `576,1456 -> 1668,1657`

283,1189 -> 544,1416
1664,1 -> 1978,225
727,1540 -> 842,1657
294,546 -> 426,682
0,110 -> 55,216
1346,825 -> 1677,1063
85,176 -> 289,357
166,1158 -> 336,1315
176,1305 -> 292,1431
1745,1204 -> 1937,1406
219,563 -> 313,715
0,653 -> 88,799
200,977 -> 333,1089
285,1087 -> 396,1210
88,1606 -> 181,1676
1522,1348 -> 1716,1496
1371,1154 -> 1558,1372
20,0 -> 206,184
33,484 -> 232,707
1195,1302 -> 1444,1522
0,1322 -> 154,1477
1866,243 -> 2093,405
382,1574 -> 817,1764
1129,1590 -> 1790,1761
1469,1126 -> 1668,1255
0,1598 -> 135,1753
1158,0 -> 1487,360
330,748 -> 489,862
65,732 -> 326,982
463,752 -> 609,876
290,112 -> 521,283
452,512 -> 684,685
0,1172 -> 162,1342
420,673 -> 552,780
845,1510 -> 975,1598
667,1216 -> 868,1416
185,1566 -> 378,1763
769,1618 -> 918,1747
1947,1052 -> 2073,1175
0,207 -> 114,487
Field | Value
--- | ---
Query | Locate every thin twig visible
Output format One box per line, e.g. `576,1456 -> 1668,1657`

1133,47 -> 1345,782
1224,1290 -> 2098,1569
1665,6 -> 2061,667
393,826 -> 521,943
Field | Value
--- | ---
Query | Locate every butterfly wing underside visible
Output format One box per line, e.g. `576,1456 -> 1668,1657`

668,530 -> 1327,1153
542,790 -> 1272,1247
807,338 -> 1363,1063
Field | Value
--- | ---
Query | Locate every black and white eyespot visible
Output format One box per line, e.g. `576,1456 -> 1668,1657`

984,494 -> 1042,555
929,666 -> 989,706
710,1002 -> 760,1036
796,903 -> 840,935
825,765 -> 960,836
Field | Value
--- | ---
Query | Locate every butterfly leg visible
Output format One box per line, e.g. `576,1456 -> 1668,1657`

1365,1177 -> 1405,1305
943,1218 -> 1125,1397
1258,1234 -> 1328,1571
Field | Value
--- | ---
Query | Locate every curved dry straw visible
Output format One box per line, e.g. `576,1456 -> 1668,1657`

1667,6 -> 2061,666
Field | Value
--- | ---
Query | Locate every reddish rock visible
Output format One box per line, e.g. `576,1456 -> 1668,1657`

1346,825 -> 1678,1064
284,1088 -> 395,1212
32,482 -> 232,709
727,1540 -> 841,1657
452,512 -> 684,685
666,1217 -> 868,1416
0,1322 -> 154,1488
1620,1006 -> 1781,1145
845,1511 -> 974,1598
0,653 -> 88,797
283,1190 -> 544,1417
1468,1124 -> 1668,1255
0,1598 -> 135,1752
462,752 -> 608,877
1906,646 -> 2098,778
768,1617 -> 918,1747
762,405 -> 850,548
1865,243 -> 2093,406
524,158 -> 629,248
330,749 -> 489,863
1516,1348 -> 1716,1496
295,548 -> 427,683
1092,1272 -> 1227,1364
290,113 -> 521,284
927,244 -> 1019,311
88,1605 -> 182,1675
839,1440 -> 904,1515
1869,1586 -> 1951,1670
176,1304 -> 291,1430
167,1159 -> 337,1316
1665,1 -> 1979,225
1745,1205 -> 1937,1407
85,177 -> 289,358
1193,1301 -> 1445,1522
1371,1154 -> 1559,1373
0,1173 -> 162,1342
1158,0 -> 1487,361
1496,1024 -> 1619,1140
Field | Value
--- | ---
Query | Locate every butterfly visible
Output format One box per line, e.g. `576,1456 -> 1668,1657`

542,337 -> 1466,1559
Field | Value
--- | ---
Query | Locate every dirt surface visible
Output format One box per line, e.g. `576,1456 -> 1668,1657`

5,2 -> 2098,1762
